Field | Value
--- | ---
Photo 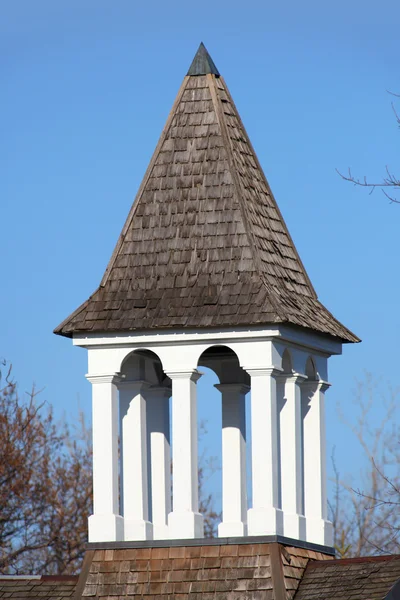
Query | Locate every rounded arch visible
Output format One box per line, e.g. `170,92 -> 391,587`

197,345 -> 250,386
281,349 -> 293,374
120,348 -> 168,386
305,356 -> 318,380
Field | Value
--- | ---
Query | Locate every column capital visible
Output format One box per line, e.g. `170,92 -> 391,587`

86,373 -> 122,385
214,383 -> 250,395
318,381 -> 331,393
165,369 -> 202,383
276,372 -> 307,384
301,379 -> 331,393
245,367 -> 282,378
118,379 -> 151,392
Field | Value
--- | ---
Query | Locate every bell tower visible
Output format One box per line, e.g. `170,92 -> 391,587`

55,43 -> 358,550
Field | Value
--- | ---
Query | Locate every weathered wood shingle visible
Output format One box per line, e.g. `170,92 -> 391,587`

0,576 -> 77,599
75,542 -> 330,600
55,45 -> 359,343
294,555 -> 400,600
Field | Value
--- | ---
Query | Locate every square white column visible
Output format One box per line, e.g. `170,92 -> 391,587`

146,386 -> 171,540
247,368 -> 284,536
302,380 -> 333,546
86,374 -> 124,542
167,370 -> 204,539
279,374 -> 306,540
216,383 -> 249,537
120,380 -> 153,541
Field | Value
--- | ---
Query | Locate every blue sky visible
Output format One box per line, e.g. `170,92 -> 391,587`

2,1 -> 399,514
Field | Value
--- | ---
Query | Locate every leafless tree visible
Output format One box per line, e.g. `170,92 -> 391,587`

0,362 -> 220,573
0,360 -> 92,575
329,373 -> 400,557
337,93 -> 400,203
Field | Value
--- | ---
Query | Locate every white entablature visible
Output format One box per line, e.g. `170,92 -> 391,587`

77,325 -> 339,547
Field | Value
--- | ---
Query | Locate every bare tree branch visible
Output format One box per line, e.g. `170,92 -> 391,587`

330,374 -> 400,556
337,94 -> 400,204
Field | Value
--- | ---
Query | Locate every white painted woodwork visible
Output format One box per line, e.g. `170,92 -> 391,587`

216,383 -> 249,537
167,370 -> 204,539
79,329 -> 337,545
247,368 -> 284,536
75,325 -> 343,358
120,380 -> 153,541
146,386 -> 171,540
86,374 -> 123,542
279,374 -> 306,540
302,380 -> 332,546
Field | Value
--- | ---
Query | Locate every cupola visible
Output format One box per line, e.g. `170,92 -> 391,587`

55,43 -> 359,548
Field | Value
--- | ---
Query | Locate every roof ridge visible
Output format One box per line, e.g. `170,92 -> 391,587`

217,75 -> 318,303
207,74 -> 288,322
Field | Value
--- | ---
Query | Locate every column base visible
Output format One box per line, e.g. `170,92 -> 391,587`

218,521 -> 247,538
306,517 -> 333,546
124,519 -> 153,541
247,507 -> 284,536
153,524 -> 169,540
88,513 -> 124,542
168,511 -> 204,539
283,513 -> 307,541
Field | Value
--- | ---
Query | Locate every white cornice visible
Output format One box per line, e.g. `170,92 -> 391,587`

73,325 -> 342,356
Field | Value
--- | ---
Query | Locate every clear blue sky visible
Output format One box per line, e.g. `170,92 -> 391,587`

2,1 -> 399,514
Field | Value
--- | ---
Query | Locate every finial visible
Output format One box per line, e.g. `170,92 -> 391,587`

187,42 -> 220,76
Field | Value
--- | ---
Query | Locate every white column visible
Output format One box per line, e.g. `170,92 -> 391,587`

147,386 -> 171,540
167,370 -> 204,539
216,383 -> 248,537
302,380 -> 332,546
247,368 -> 284,536
120,381 -> 152,540
86,374 -> 123,542
279,374 -> 306,540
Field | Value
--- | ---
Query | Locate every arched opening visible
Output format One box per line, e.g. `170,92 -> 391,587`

119,349 -> 171,540
120,348 -> 169,386
197,345 -> 250,537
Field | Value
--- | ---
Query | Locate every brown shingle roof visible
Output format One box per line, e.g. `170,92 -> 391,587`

55,45 -> 359,343
0,576 -> 77,599
76,542 -> 330,599
294,555 -> 400,600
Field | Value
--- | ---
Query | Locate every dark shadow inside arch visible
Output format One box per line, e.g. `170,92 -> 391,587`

120,348 -> 170,387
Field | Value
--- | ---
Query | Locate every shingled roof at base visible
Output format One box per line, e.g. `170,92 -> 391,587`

2,545 -> 400,599
54,44 -> 358,344
295,555 -> 400,600
0,575 -> 78,599
77,542 -> 331,600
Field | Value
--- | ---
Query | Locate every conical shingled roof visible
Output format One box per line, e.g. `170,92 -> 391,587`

55,44 -> 359,343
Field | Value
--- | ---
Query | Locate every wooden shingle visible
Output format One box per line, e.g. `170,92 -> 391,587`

55,45 -> 359,343
75,542 -> 330,600
294,555 -> 400,600
0,576 -> 77,599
